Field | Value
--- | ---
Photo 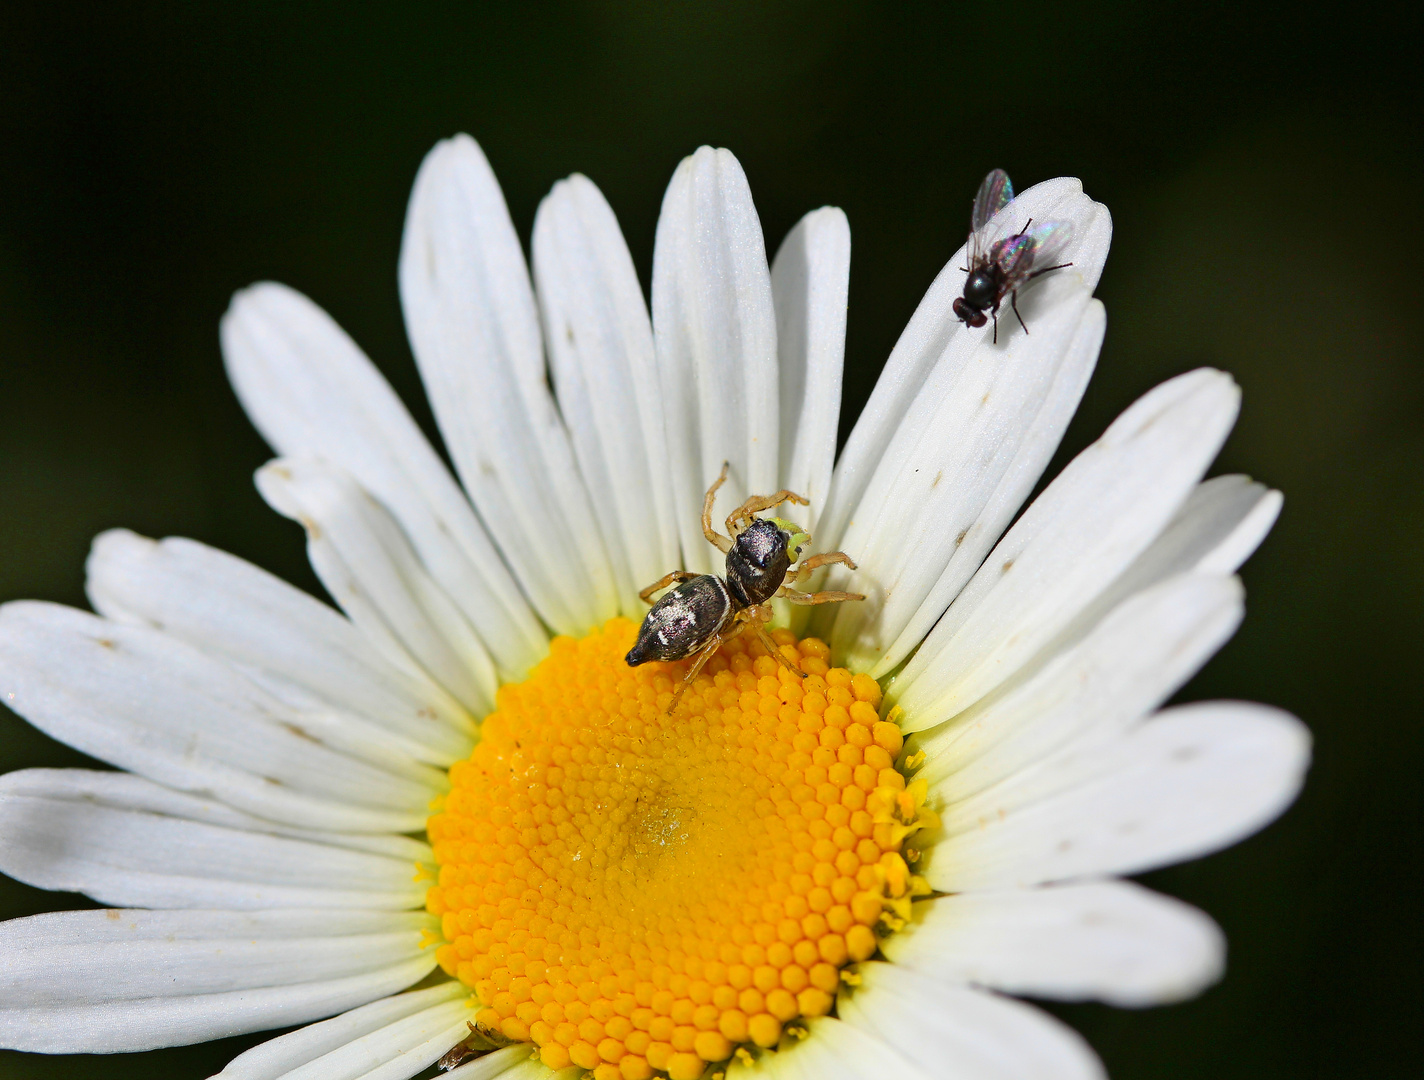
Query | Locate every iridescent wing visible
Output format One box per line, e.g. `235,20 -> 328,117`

972,169 -> 1015,233
991,219 -> 1074,282
989,231 -> 1035,278
1020,219 -> 1073,269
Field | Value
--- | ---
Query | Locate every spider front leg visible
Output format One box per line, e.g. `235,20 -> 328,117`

776,586 -> 867,606
703,462 -> 733,554
726,489 -> 809,537
789,549 -> 857,586
638,570 -> 701,604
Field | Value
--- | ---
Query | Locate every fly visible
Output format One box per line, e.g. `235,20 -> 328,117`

952,168 -> 1073,343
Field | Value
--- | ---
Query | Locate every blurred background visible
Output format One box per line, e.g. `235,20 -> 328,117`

1,2 -> 1419,1078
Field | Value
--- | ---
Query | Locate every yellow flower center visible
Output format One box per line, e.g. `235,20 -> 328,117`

426,619 -> 931,1080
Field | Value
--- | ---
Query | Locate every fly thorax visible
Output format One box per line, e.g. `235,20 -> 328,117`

963,267 -> 998,308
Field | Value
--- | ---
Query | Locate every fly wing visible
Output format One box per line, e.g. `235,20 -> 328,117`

989,231 -> 1036,278
992,219 -> 1074,282
1020,219 -> 1073,268
971,169 -> 1015,232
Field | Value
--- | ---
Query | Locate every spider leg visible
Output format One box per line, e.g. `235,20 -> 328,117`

743,609 -> 804,678
665,634 -> 726,714
776,587 -> 867,606
727,489 -> 809,536
791,550 -> 857,581
703,462 -> 733,554
638,570 -> 701,604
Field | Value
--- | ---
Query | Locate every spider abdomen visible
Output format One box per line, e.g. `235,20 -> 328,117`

625,575 -> 733,665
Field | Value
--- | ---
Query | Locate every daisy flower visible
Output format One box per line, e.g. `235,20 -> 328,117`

0,136 -> 1310,1080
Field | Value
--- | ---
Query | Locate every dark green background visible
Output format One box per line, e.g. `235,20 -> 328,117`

2,2 -> 1419,1078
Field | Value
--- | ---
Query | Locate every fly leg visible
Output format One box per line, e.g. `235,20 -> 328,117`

1011,289 -> 1028,335
703,462 -> 733,554
639,570 -> 701,604
1025,262 -> 1073,281
1013,263 -> 1073,337
727,489 -> 809,536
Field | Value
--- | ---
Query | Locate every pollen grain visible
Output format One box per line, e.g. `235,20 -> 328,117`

426,618 -> 930,1079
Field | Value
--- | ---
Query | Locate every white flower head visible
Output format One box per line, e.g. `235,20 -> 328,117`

0,136 -> 1309,1080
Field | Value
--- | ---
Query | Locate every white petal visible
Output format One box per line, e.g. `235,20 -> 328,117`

0,601 -> 434,832
447,1046 -> 561,1080
1,908 -> 435,1003
0,772 -> 429,910
1,962 -> 435,1053
765,1016 -> 930,1080
1060,475 -> 1281,641
882,881 -> 1225,1006
838,962 -> 1104,1080
925,701 -> 1311,891
257,458 -> 497,716
726,1039 -> 799,1080
772,206 -> 850,536
817,178 -> 1112,557
88,529 -> 473,767
822,285 -> 1104,673
893,368 -> 1241,722
1191,479 -> 1282,572
398,134 -> 616,634
652,146 -> 780,575
275,997 -> 474,1080
0,909 -> 435,1052
866,298 -> 1105,675
910,574 -> 1243,797
217,983 -> 467,1080
728,1049 -> 786,1080
0,769 -> 432,861
952,476 -> 1282,719
221,282 -> 547,681
531,173 -> 680,614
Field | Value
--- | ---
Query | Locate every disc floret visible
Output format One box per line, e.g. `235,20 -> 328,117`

426,620 -> 934,1080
